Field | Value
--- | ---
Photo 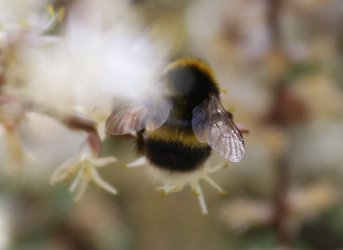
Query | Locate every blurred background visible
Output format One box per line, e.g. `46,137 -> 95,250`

0,0 -> 343,249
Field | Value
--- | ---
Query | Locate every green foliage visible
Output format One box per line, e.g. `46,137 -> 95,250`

286,61 -> 322,83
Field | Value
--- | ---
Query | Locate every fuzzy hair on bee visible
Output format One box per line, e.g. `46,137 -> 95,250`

106,58 -> 245,173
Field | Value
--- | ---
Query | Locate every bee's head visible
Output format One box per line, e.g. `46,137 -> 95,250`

162,58 -> 220,105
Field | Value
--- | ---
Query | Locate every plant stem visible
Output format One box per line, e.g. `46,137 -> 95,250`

273,150 -> 292,248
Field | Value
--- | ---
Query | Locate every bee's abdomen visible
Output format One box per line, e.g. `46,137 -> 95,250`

143,138 -> 211,172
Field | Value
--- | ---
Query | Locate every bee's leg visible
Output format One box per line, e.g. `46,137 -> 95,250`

126,156 -> 147,168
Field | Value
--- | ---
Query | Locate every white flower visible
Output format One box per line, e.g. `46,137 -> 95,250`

9,0 -> 168,137
0,1 -> 62,46
0,123 -> 31,172
0,99 -> 33,171
1,4 -> 65,101
220,198 -> 272,232
50,143 -> 117,201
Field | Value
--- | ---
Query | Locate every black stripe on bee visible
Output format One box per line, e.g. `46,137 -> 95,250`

142,137 -> 212,172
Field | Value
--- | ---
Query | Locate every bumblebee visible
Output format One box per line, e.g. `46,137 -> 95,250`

106,58 -> 245,173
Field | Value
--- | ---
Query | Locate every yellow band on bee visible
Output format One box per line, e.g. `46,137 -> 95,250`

146,128 -> 205,148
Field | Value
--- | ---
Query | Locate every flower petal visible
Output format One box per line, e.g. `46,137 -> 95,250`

90,167 -> 117,195
90,156 -> 117,167
69,167 -> 84,193
74,177 -> 90,202
50,154 -> 81,185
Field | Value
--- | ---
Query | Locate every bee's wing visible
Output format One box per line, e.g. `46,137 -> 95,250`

192,94 -> 245,162
106,98 -> 171,135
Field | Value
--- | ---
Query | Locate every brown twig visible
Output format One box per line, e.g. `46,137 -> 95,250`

63,114 -> 102,155
266,0 -> 293,248
0,92 -> 103,157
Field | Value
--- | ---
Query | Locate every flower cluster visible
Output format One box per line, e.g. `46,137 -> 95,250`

0,0 -> 169,202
